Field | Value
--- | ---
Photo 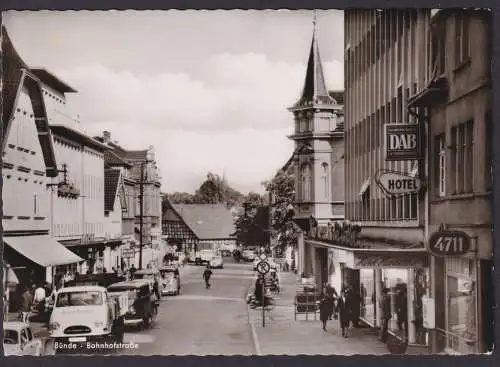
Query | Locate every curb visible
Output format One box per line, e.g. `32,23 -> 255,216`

245,278 -> 262,356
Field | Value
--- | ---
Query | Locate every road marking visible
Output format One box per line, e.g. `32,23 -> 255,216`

167,294 -> 245,302
249,313 -> 262,356
123,333 -> 155,344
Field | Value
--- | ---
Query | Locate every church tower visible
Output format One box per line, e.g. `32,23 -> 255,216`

288,15 -> 344,225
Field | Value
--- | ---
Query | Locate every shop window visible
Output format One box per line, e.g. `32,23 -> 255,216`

445,258 -> 478,354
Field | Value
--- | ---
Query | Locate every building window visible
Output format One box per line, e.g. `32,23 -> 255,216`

321,163 -> 329,200
33,194 -> 38,215
436,134 -> 446,197
452,121 -> 474,194
455,13 -> 470,66
485,111 -> 492,190
301,164 -> 311,201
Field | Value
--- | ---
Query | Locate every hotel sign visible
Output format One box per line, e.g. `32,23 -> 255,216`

385,123 -> 421,161
375,170 -> 422,196
428,230 -> 471,257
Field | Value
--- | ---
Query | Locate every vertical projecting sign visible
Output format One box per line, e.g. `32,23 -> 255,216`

385,123 -> 422,161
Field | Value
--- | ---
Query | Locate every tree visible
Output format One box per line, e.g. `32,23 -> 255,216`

233,197 -> 269,248
263,169 -> 300,248
166,192 -> 197,204
164,172 -> 245,208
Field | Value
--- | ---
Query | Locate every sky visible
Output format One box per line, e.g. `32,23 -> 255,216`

3,10 -> 344,194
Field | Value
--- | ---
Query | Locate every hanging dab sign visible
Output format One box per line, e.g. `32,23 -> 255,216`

385,123 -> 422,161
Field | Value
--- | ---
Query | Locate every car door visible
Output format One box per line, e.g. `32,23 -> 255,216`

19,328 -> 35,355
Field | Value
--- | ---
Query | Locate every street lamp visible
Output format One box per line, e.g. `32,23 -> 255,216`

138,150 -> 154,270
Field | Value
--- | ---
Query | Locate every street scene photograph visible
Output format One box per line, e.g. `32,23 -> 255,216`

1,9 -> 494,357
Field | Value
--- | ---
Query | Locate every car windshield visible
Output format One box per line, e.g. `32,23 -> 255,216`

55,291 -> 104,307
3,330 -> 18,344
135,273 -> 155,280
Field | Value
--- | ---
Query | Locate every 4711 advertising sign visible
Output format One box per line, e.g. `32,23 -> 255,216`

427,230 -> 471,257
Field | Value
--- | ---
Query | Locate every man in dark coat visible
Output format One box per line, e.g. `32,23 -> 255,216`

379,287 -> 392,342
203,265 -> 213,289
254,277 -> 264,303
319,296 -> 331,331
335,288 -> 352,338
324,283 -> 337,320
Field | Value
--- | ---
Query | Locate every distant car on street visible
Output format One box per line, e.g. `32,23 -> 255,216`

195,249 -> 216,265
210,255 -> 224,269
133,268 -> 160,290
242,250 -> 256,262
159,266 -> 180,296
3,321 -> 44,356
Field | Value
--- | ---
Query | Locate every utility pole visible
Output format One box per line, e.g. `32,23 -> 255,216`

138,161 -> 145,270
268,190 -> 273,253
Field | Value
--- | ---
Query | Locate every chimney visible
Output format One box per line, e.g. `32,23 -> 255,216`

103,131 -> 111,143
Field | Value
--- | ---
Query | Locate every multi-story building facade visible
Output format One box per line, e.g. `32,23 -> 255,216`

37,70 -> 128,276
286,22 -> 345,290
2,26 -> 82,288
103,147 -> 135,270
408,9 -> 493,354
339,9 -> 432,350
95,132 -> 163,269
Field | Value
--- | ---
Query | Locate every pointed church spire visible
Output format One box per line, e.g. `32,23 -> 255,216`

293,11 -> 333,108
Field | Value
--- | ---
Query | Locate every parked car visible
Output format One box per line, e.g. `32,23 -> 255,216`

48,285 -> 126,346
159,266 -> 180,296
3,322 -> 44,356
210,255 -> 224,269
107,279 -> 159,328
242,250 -> 257,262
132,268 -> 160,290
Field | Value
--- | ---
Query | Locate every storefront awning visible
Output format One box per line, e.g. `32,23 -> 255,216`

359,179 -> 370,197
306,239 -> 429,269
3,265 -> 19,285
4,235 -> 83,267
353,250 -> 429,269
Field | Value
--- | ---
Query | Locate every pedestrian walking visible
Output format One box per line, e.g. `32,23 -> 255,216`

396,283 -> 408,334
203,265 -> 213,289
379,287 -> 392,342
325,283 -> 337,320
335,288 -> 352,338
153,276 -> 161,300
319,296 -> 331,331
20,286 -> 33,323
129,264 -> 137,279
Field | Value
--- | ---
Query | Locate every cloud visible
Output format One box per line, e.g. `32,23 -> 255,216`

56,52 -> 343,193
84,122 -> 294,194
58,53 -> 343,132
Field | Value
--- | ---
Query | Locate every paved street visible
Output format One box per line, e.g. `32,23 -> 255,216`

117,260 -> 256,356
17,259 -> 389,356
43,259 -> 389,356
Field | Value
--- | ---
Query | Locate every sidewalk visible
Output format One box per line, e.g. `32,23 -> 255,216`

248,270 -> 389,355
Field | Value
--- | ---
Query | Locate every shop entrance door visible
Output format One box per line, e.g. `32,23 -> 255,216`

342,266 -> 361,326
315,247 -> 328,292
